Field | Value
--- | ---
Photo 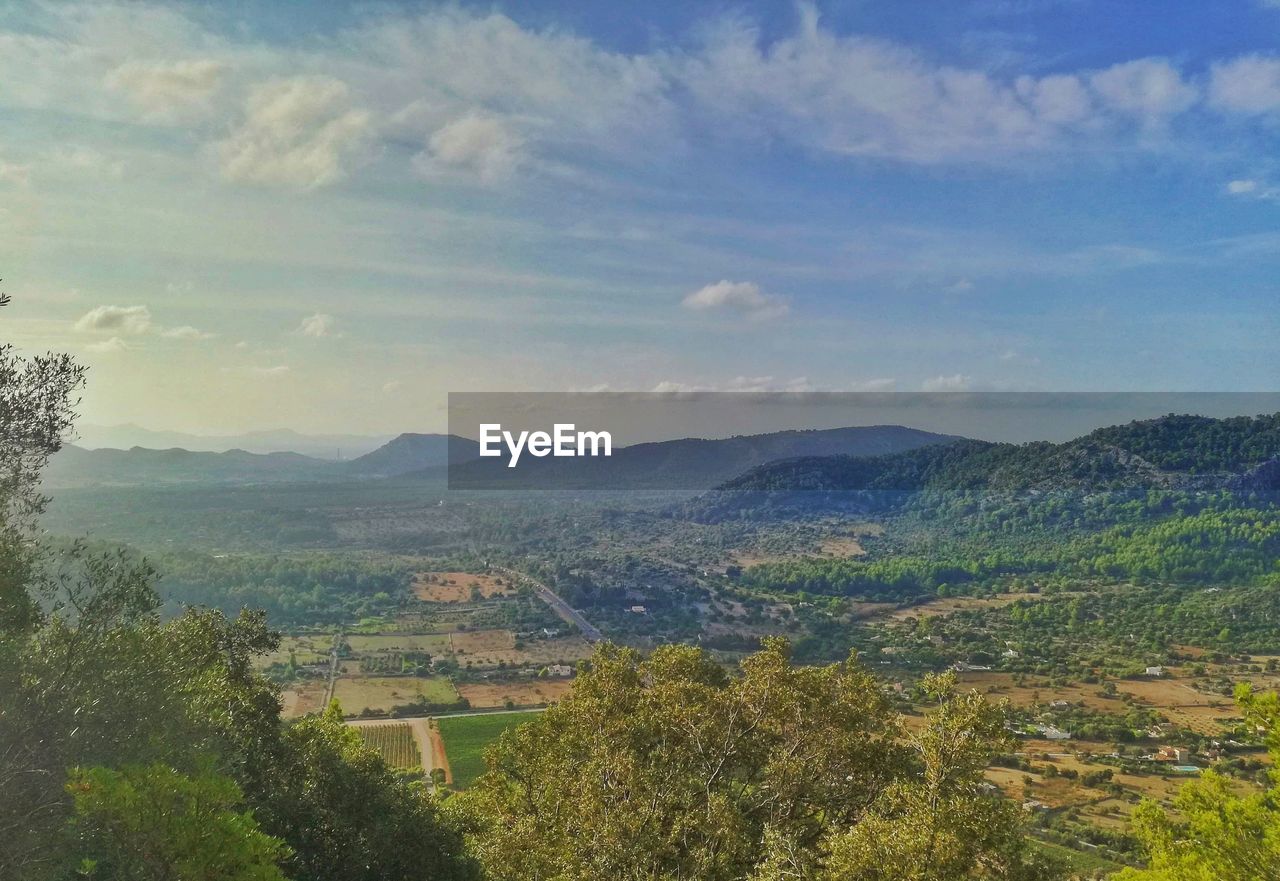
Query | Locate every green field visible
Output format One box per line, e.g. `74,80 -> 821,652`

437,710 -> 542,788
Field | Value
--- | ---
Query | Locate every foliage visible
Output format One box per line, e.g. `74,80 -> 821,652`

66,763 -> 289,881
461,640 -> 1055,881
0,342 -> 476,881
1116,685 -> 1280,881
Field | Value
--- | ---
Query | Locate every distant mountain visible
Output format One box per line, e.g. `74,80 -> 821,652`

74,424 -> 395,459
44,432 -> 483,489
343,433 -> 481,478
43,445 -> 334,489
443,425 -> 960,489
718,413 -> 1280,496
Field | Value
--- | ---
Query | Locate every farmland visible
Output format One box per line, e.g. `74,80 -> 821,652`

413,571 -> 515,602
354,721 -> 422,770
458,679 -> 573,709
437,711 -> 542,789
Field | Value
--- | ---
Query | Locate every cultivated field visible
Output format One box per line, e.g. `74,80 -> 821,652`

284,675 -> 460,717
458,679 -> 573,708
354,721 -> 422,769
413,571 -> 515,602
436,710 -> 541,788
449,633 -> 594,668
345,633 -> 452,654
256,634 -> 332,668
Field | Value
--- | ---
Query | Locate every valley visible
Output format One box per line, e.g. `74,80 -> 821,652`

34,412 -> 1280,876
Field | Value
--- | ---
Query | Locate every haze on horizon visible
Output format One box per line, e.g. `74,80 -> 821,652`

4,0 -> 1280,437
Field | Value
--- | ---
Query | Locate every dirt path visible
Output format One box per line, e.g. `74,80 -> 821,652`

428,720 -> 452,785
407,717 -> 435,782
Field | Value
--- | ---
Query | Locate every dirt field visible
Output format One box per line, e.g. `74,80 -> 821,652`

954,671 -> 1135,712
413,572 -> 514,603
885,592 -> 1043,621
450,628 -> 516,654
459,679 -> 573,708
448,633 -> 593,668
1112,678 -> 1239,734
256,635 -> 332,668
285,675 -> 460,717
345,633 -> 452,654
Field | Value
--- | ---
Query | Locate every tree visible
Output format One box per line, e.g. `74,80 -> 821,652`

814,674 -> 1057,881
246,701 -> 477,881
462,640 -> 1055,881
66,763 -> 289,881
0,312 -> 476,881
1116,685 -> 1280,881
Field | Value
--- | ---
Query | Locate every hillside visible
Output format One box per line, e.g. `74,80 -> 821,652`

344,433 -> 481,478
720,413 -> 1280,495
442,425 -> 960,489
75,424 -> 394,458
42,444 -> 334,489
43,432 -> 481,488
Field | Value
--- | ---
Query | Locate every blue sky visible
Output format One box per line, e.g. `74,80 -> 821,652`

3,0 -> 1280,434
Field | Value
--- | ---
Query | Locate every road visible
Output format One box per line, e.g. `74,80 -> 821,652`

491,565 -> 603,643
322,629 -> 343,706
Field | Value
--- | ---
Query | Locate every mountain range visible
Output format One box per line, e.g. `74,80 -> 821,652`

43,433 -> 470,489
73,424 -> 395,459
42,426 -> 955,490
442,425 -> 958,490
720,413 -> 1280,494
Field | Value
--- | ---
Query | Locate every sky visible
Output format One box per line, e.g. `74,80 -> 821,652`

4,0 -> 1280,435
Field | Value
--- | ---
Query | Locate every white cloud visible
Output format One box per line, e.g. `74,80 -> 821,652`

86,336 -> 132,353
358,8 -> 673,153
682,280 -> 789,320
678,9 -> 1199,164
217,77 -> 373,190
1087,58 -> 1197,123
74,304 -> 212,341
1225,177 -> 1280,201
943,278 -> 975,293
416,114 -> 524,183
1016,73 -> 1094,125
1209,55 -> 1280,115
650,376 -> 891,393
160,325 -> 215,340
222,364 -> 290,376
75,304 -> 153,334
381,380 -> 402,394
849,378 -> 897,391
921,373 -> 972,391
297,312 -> 339,338
105,58 -> 225,119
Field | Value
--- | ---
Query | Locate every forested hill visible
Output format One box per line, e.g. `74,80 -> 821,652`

442,424 -> 960,489
719,413 -> 1280,494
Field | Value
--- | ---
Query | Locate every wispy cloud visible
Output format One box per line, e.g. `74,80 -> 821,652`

217,77 -> 372,190
296,313 -> 340,338
922,373 -> 973,391
682,280 -> 789,320
74,304 -> 213,342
